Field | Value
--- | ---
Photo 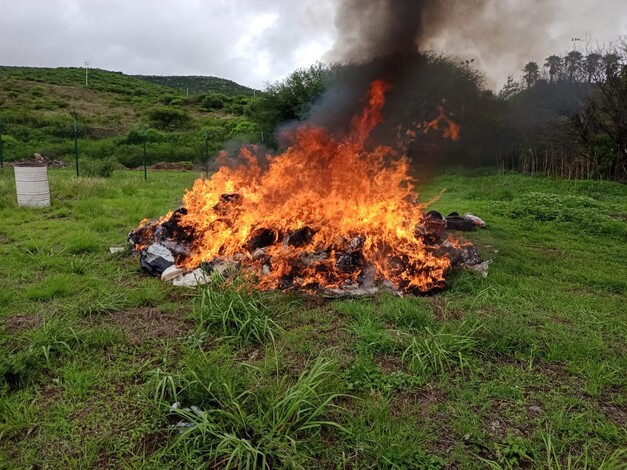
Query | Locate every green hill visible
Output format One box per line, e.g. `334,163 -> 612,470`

0,66 -> 259,168
134,75 -> 257,96
0,66 -> 179,97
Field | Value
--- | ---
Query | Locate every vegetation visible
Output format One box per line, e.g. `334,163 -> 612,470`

0,169 -> 624,468
243,42 -> 627,181
496,42 -> 627,181
0,44 -> 625,467
0,66 -> 258,168
134,75 -> 256,96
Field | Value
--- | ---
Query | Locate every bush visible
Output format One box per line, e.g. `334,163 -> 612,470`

147,107 -> 190,129
199,92 -> 228,111
80,158 -> 116,177
30,86 -> 44,97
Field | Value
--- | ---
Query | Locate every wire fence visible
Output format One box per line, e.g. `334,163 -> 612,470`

0,118 -> 217,180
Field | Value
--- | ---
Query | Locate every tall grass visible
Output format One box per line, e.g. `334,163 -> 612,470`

169,355 -> 345,469
402,322 -> 479,378
193,278 -> 286,345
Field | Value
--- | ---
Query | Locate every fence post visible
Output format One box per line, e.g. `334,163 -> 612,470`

73,119 -> 79,176
0,119 -> 4,168
143,125 -> 148,181
204,128 -> 209,178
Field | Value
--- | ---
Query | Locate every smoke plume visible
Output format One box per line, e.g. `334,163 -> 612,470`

328,0 -> 626,90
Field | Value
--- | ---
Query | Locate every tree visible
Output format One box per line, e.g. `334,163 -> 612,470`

544,55 -> 562,83
603,53 -> 621,79
564,51 -> 583,81
249,62 -> 329,147
568,60 -> 627,180
584,53 -> 603,82
522,61 -> 540,88
498,75 -> 522,100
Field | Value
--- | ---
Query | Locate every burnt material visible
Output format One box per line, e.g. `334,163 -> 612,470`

160,208 -> 194,243
336,251 -> 365,274
287,226 -> 315,247
415,211 -> 446,245
445,215 -> 476,231
461,245 -> 481,265
246,228 -> 278,252
213,193 -> 242,214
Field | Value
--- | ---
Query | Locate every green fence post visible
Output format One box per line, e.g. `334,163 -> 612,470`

143,125 -> 148,181
0,119 -> 4,168
204,128 -> 209,178
73,119 -> 79,176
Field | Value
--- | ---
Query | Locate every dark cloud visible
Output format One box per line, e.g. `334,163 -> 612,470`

327,0 -> 627,88
0,0 -> 624,89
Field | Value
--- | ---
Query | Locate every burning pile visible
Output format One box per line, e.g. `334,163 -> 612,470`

130,80 -> 482,296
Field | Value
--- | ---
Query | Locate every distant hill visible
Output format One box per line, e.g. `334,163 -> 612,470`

134,75 -> 257,96
0,66 -> 179,97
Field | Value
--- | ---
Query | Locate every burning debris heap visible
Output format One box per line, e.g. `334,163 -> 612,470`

129,81 -> 486,296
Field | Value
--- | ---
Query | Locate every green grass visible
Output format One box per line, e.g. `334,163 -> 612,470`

0,169 -> 625,468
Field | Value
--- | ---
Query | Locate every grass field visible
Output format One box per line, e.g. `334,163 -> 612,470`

0,168 -> 625,469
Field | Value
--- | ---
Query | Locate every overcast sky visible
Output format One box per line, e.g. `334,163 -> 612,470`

1,0 -> 625,90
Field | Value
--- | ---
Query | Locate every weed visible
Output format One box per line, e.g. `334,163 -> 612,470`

343,359 -> 425,393
194,279 -> 284,345
169,355 -> 345,468
0,318 -> 82,387
402,322 -> 478,378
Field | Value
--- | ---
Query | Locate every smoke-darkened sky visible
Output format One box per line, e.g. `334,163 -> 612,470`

1,0 -> 625,89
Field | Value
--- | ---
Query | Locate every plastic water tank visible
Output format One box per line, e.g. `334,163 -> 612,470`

14,164 -> 51,207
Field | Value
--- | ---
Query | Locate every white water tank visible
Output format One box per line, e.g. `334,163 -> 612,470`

14,164 -> 51,207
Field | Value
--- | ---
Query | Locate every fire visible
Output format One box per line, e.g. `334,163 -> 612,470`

423,104 -> 460,141
135,80 -> 465,294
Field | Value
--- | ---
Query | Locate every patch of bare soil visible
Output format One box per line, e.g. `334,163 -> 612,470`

147,162 -> 193,171
372,354 -> 404,374
3,313 -> 43,335
599,387 -> 626,428
427,296 -> 464,321
392,383 -> 445,417
90,307 -> 193,345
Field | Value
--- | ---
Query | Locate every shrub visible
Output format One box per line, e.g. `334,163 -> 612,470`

30,86 -> 44,97
200,93 -> 228,111
81,158 -> 116,177
147,106 -> 190,129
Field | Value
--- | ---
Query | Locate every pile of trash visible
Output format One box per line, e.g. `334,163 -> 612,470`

4,153 -> 67,169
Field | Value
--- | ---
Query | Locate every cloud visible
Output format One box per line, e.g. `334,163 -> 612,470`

0,0 -> 624,90
0,0 -> 334,88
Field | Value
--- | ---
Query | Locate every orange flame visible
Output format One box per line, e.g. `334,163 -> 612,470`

148,81 -> 462,293
423,104 -> 460,141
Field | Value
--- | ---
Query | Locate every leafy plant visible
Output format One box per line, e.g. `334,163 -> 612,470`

343,360 -> 424,393
170,355 -> 345,469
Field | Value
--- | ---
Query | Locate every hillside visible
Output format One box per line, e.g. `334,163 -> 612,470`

0,66 -> 258,168
0,66 -> 178,97
134,74 -> 257,96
